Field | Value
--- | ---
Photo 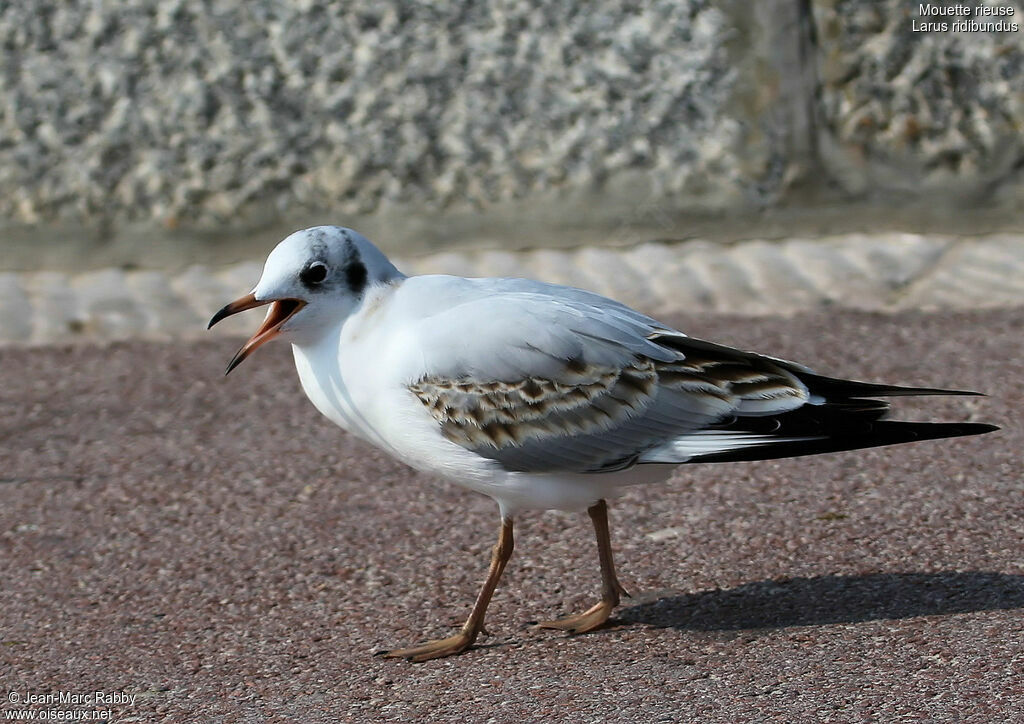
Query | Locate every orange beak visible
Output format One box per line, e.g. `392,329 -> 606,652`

208,293 -> 307,374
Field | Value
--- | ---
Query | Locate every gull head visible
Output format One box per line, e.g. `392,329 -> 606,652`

208,226 -> 403,374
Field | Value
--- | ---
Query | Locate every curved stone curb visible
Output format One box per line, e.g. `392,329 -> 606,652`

1,234 -> 1022,346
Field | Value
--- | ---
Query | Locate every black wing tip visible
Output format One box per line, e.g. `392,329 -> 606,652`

887,421 -> 1000,438
800,372 -> 989,400
647,334 -> 990,400
961,422 -> 1000,435
905,388 -> 986,398
679,420 -> 999,465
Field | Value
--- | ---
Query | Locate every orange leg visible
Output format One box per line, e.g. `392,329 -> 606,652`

381,517 -> 514,662
536,499 -> 629,633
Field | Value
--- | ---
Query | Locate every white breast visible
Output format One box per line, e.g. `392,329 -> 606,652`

290,304 -> 506,495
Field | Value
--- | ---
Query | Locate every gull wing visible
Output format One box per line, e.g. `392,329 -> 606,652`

399,277 -> 996,474
400,278 -> 819,473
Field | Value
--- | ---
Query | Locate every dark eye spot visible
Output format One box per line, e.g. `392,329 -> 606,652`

301,262 -> 328,286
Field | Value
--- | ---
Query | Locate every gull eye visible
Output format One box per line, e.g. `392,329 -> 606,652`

301,262 -> 328,286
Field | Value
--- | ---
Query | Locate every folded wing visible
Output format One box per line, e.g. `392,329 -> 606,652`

402,278 -> 996,473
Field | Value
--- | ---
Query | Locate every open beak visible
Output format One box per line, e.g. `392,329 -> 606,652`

208,293 -> 307,375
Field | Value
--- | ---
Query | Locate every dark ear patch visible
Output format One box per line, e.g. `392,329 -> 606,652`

340,233 -> 368,294
345,259 -> 367,294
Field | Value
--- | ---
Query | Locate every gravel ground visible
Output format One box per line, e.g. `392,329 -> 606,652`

1,308 -> 1021,722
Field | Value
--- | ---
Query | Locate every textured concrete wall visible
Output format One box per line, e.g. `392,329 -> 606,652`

0,0 -> 1021,260
812,0 -> 1024,198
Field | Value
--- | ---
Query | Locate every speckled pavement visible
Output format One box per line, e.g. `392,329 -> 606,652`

1,236 -> 1022,722
1,233 -> 1023,345
0,308 -> 1019,723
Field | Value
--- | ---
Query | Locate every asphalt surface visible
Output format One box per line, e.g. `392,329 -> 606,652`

1,308 -> 1021,723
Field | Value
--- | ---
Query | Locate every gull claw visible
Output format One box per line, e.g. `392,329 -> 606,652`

533,599 -> 618,634
379,632 -> 477,662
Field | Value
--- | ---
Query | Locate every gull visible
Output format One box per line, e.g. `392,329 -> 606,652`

209,226 -> 997,661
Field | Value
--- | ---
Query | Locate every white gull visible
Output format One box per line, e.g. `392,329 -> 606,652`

209,226 -> 997,661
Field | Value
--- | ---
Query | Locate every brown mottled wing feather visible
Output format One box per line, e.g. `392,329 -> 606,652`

410,358 -> 657,451
408,341 -> 811,473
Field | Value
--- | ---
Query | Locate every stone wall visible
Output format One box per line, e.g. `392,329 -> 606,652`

0,0 -> 1020,261
813,0 -> 1023,199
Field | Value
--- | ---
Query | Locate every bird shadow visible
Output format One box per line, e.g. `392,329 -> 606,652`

616,571 -> 1024,632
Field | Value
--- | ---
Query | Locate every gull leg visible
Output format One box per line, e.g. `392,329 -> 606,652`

536,499 -> 629,633
381,517 -> 514,662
